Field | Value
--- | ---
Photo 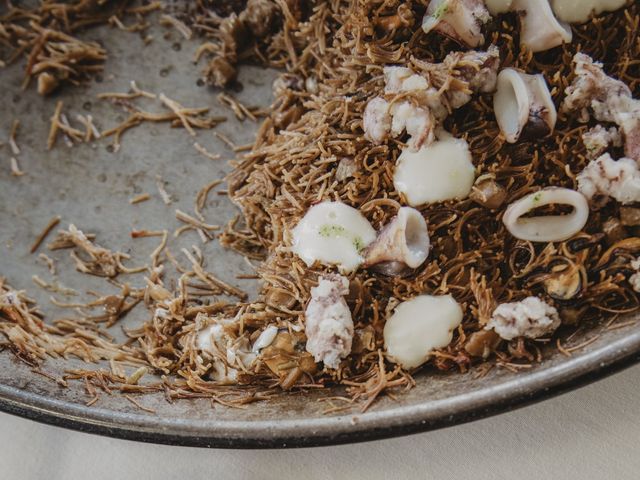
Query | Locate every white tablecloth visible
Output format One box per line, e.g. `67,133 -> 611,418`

2,364 -> 639,479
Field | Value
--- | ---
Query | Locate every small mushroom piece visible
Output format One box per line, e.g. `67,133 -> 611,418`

620,207 -> 640,227
486,296 -> 561,340
464,329 -> 501,358
494,68 -> 557,143
196,315 -> 256,383
485,0 -> 513,14
389,101 -> 436,150
550,0 -> 627,24
393,131 -> 476,206
502,187 -> 589,242
363,207 -> 430,276
37,72 -> 59,96
384,294 -> 463,369
512,0 -> 572,53
304,274 -> 354,369
261,330 -> 317,388
469,174 -> 507,209
602,217 -> 627,245
422,0 -> 491,48
543,264 -> 583,300
559,305 -> 589,325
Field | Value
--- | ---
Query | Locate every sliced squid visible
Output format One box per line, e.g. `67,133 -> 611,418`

502,187 -> 589,242
512,0 -> 572,53
494,68 -> 557,143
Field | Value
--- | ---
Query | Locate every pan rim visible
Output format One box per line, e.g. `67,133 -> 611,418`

1,324 -> 639,448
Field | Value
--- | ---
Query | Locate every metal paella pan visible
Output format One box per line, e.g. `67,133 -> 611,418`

1,1 -> 640,448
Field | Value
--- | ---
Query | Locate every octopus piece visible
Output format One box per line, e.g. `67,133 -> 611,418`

502,187 -> 589,242
469,174 -> 507,209
422,0 -> 492,48
562,53 -> 640,162
512,0 -> 573,53
493,68 -> 557,143
486,296 -> 561,340
363,207 -> 431,276
304,275 -> 354,369
577,153 -> 640,205
582,125 -> 623,159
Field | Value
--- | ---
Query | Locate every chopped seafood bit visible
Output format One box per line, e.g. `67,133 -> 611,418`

393,131 -> 476,206
196,314 -> 257,383
502,188 -> 589,242
493,68 -> 557,143
363,207 -> 430,276
304,275 -> 353,369
384,295 -> 463,369
577,154 -> 640,205
512,0 -> 573,53
582,125 -> 623,159
363,46 -> 500,148
629,258 -> 640,293
562,53 -> 640,162
486,297 -> 561,340
422,0 -> 491,48
383,66 -> 429,94
252,325 -> 279,352
291,201 -> 376,272
551,0 -> 627,24
363,97 -> 392,144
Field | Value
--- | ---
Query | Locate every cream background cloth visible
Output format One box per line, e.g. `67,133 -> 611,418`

1,364 -> 639,479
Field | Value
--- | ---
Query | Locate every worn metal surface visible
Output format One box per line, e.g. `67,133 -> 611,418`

1,20 -> 640,448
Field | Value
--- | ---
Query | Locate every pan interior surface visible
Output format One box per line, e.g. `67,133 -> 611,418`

1,16 -> 639,448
